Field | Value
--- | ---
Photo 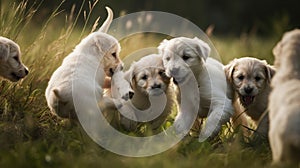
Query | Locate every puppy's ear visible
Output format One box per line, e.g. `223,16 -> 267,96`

0,43 -> 9,61
124,62 -> 136,83
224,59 -> 236,99
263,63 -> 276,83
158,39 -> 169,54
193,37 -> 211,61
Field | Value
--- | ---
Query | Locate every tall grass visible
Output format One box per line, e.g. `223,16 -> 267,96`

0,0 -> 279,167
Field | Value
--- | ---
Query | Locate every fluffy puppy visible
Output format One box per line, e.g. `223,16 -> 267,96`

269,29 -> 300,164
45,7 -> 127,119
0,37 -> 28,82
224,57 -> 275,138
158,37 -> 234,140
117,54 -> 174,132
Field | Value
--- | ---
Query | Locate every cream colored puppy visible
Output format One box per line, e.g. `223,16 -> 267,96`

158,37 -> 234,140
45,7 -> 127,119
224,57 -> 275,138
0,37 -> 28,82
269,29 -> 300,164
117,54 -> 175,132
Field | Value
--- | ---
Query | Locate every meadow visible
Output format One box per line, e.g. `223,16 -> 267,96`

0,1 -> 285,167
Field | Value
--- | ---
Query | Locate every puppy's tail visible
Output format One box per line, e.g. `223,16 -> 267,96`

98,6 -> 113,33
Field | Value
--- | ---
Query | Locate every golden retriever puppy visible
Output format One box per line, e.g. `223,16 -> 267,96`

224,57 -> 275,137
0,37 -> 28,82
269,29 -> 300,164
117,54 -> 175,132
158,37 -> 234,140
45,7 -> 129,119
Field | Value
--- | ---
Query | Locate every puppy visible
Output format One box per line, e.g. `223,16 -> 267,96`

0,37 -> 28,82
116,54 -> 175,132
158,37 -> 234,140
45,7 -> 128,119
269,29 -> 300,164
224,57 -> 275,138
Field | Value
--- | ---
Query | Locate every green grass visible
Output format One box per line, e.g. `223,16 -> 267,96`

0,1 -> 285,167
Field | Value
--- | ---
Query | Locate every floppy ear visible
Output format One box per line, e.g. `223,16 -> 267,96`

124,62 -> 136,83
0,43 -> 9,61
158,39 -> 169,54
224,59 -> 237,99
224,59 -> 237,84
193,37 -> 211,61
264,64 -> 276,83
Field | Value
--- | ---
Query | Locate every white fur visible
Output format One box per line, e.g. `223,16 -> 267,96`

158,37 -> 234,140
0,37 -> 28,82
45,7 -> 127,119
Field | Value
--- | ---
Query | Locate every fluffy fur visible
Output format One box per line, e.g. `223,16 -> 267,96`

0,37 -> 28,82
269,29 -> 300,164
116,54 -> 175,132
224,57 -> 275,138
45,7 -> 128,119
158,37 -> 234,140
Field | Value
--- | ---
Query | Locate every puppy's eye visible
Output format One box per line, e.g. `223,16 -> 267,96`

182,55 -> 190,61
165,57 -> 170,61
112,52 -> 117,58
255,76 -> 261,81
13,56 -> 19,62
238,75 -> 244,80
141,74 -> 148,80
158,70 -> 166,76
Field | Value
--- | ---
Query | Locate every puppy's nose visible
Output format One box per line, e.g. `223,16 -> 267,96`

109,68 -> 114,76
170,67 -> 180,76
151,83 -> 161,89
129,91 -> 134,99
244,87 -> 253,94
25,68 -> 29,75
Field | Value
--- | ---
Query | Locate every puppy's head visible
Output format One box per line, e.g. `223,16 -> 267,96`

224,57 -> 275,107
0,37 -> 29,82
125,54 -> 170,97
158,37 -> 210,83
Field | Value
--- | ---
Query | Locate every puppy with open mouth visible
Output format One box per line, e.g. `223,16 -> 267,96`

158,37 -> 234,140
0,37 -> 29,82
45,7 -> 131,119
224,57 -> 275,138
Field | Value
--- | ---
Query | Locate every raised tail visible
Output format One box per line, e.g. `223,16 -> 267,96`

98,6 -> 113,33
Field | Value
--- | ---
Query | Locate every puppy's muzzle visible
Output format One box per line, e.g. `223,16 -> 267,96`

244,86 -> 253,94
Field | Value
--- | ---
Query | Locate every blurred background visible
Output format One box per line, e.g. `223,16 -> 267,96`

20,0 -> 300,36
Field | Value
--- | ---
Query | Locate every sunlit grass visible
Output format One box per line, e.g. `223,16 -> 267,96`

0,0 -> 279,167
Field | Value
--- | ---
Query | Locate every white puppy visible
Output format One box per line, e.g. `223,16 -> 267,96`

269,29 -> 300,164
224,57 -> 275,138
158,37 -> 234,140
45,7 -> 128,119
113,54 -> 175,132
0,37 -> 28,82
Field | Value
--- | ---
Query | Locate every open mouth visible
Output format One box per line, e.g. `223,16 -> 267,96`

240,95 -> 255,107
11,72 -> 22,81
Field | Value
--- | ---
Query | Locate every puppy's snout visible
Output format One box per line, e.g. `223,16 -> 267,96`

151,83 -> 161,89
25,68 -> 29,75
129,91 -> 134,99
170,67 -> 180,76
244,87 -> 253,94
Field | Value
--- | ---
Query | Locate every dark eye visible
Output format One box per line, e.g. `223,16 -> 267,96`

112,52 -> 117,58
255,76 -> 261,81
13,56 -> 19,62
165,57 -> 170,61
158,70 -> 166,76
182,55 -> 190,61
238,75 -> 244,80
141,74 -> 148,80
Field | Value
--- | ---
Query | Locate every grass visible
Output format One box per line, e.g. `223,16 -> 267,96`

0,0 -> 287,167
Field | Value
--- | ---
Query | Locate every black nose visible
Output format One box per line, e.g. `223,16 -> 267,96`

109,68 -> 114,75
25,68 -> 29,75
129,91 -> 134,99
244,87 -> 253,94
151,83 -> 161,89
